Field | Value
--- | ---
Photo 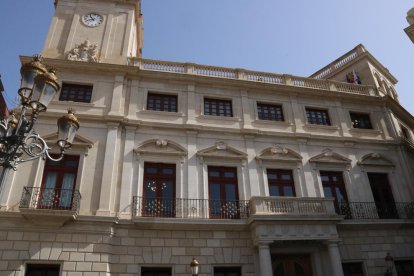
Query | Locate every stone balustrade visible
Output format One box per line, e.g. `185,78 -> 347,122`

310,44 -> 366,79
249,196 -> 337,217
128,57 -> 376,96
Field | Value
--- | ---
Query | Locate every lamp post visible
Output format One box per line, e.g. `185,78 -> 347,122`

0,55 -> 80,195
385,252 -> 394,276
190,258 -> 199,276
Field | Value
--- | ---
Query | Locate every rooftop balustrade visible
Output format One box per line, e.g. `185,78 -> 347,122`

128,56 -> 376,97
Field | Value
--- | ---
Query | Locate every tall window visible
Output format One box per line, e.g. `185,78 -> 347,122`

204,98 -> 233,117
142,163 -> 176,217
59,83 -> 93,103
267,169 -> 295,196
214,267 -> 241,276
320,171 -> 348,213
25,264 -> 60,276
350,112 -> 372,129
400,125 -> 411,141
40,155 -> 79,210
342,262 -> 364,276
141,267 -> 172,276
368,173 -> 398,219
208,166 -> 239,219
306,108 -> 331,126
257,103 -> 284,121
147,93 -> 177,112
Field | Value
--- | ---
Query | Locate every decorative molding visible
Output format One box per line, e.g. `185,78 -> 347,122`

197,141 -> 247,160
357,153 -> 394,169
309,149 -> 351,165
67,40 -> 99,62
43,132 -> 94,149
134,139 -> 187,157
256,145 -> 302,163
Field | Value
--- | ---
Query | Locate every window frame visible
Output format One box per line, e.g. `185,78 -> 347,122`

203,97 -> 233,117
25,263 -> 61,276
59,82 -> 93,103
349,112 -> 373,129
266,169 -> 296,197
305,107 -> 331,126
257,102 -> 284,122
320,171 -> 349,213
141,267 -> 172,276
395,260 -> 414,276
213,266 -> 242,276
146,92 -> 178,113
39,155 -> 80,210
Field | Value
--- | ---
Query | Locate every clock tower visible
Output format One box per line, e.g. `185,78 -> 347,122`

42,0 -> 143,65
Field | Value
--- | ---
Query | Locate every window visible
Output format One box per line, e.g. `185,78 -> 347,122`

147,92 -> 177,112
204,98 -> 233,117
59,83 -> 92,103
342,262 -> 364,276
141,267 -> 172,276
267,169 -> 295,196
400,125 -> 411,141
214,267 -> 241,276
320,171 -> 348,213
257,103 -> 284,121
208,166 -> 240,219
25,264 -> 60,276
306,108 -> 331,126
350,112 -> 372,129
142,163 -> 176,217
40,155 -> 79,210
395,260 -> 414,276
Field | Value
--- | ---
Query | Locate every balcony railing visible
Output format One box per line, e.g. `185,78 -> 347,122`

132,197 -> 250,219
249,196 -> 337,217
128,57 -> 377,96
19,187 -> 81,213
338,202 -> 414,220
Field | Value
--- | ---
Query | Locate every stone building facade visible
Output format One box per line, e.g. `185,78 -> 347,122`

0,0 -> 413,275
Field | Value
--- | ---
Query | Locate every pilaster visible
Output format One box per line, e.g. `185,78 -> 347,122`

108,75 -> 125,116
97,123 -> 120,216
118,126 -> 137,218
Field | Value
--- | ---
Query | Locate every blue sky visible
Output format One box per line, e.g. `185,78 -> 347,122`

0,0 -> 413,115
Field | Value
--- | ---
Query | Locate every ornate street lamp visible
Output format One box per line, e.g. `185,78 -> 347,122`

0,55 -> 80,194
190,258 -> 199,276
385,252 -> 394,276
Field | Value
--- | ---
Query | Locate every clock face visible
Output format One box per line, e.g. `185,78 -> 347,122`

82,13 -> 103,27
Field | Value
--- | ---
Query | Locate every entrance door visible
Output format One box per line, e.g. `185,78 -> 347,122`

320,171 -> 348,214
367,173 -> 398,219
208,166 -> 240,219
272,255 -> 313,276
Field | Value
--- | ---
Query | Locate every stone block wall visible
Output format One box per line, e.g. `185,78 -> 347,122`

0,219 -> 256,276
339,227 -> 414,276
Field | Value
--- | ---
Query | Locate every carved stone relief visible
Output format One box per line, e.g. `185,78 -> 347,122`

67,40 -> 99,62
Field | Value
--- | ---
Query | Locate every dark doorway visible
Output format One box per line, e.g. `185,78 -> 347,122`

368,173 -> 398,219
272,254 -> 313,276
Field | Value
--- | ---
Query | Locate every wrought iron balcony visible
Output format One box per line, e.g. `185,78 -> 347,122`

132,197 -> 250,219
338,202 -> 414,220
19,187 -> 81,213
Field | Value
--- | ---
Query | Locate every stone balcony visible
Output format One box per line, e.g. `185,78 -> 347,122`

128,57 -> 377,97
